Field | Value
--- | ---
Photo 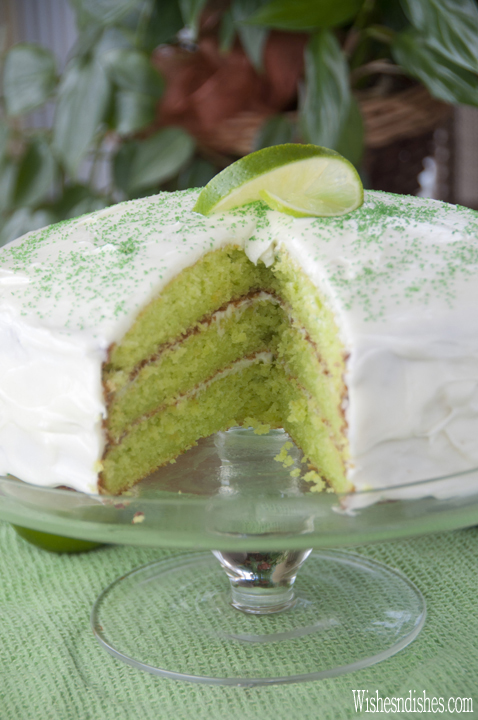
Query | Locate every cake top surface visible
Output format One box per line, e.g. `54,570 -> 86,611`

1,188 -> 478,346
2,188 -> 478,495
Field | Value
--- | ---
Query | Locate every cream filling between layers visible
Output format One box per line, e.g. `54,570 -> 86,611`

106,351 -> 275,448
105,289 -> 347,447
105,291 -> 281,396
105,348 -> 347,480
108,290 -> 340,402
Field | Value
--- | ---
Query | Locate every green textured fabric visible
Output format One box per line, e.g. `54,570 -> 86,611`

1,520 -> 477,720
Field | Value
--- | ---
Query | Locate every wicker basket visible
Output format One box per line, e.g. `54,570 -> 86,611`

359,85 -> 451,149
193,85 -> 451,158
361,87 -> 453,198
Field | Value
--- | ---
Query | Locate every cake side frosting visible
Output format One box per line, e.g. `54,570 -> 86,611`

268,193 -> 478,491
1,189 -> 478,494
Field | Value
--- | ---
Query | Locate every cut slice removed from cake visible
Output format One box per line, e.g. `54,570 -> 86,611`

100,244 -> 350,496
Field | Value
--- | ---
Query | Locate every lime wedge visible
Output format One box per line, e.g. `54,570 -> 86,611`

12,525 -> 103,553
193,144 -> 363,217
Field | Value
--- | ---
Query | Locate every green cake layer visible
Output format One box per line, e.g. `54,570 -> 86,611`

99,246 -> 350,495
106,296 -> 284,441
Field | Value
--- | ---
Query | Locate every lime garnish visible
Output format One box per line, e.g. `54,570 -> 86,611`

193,144 -> 363,218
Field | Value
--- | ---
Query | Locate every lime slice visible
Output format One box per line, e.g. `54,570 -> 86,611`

193,144 -> 363,217
12,525 -> 103,554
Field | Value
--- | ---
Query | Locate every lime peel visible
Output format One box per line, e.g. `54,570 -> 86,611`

193,144 -> 363,218
12,525 -> 103,553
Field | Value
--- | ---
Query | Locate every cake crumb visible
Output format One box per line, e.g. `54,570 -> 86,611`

132,511 -> 145,524
243,417 -> 271,435
274,442 -> 294,467
303,470 -> 326,492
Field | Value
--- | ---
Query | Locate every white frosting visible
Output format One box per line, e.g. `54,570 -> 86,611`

1,188 -> 478,497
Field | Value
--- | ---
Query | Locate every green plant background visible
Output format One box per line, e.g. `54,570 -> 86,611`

1,0 -> 478,246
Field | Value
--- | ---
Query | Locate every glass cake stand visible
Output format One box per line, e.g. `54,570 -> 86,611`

1,427 -> 478,687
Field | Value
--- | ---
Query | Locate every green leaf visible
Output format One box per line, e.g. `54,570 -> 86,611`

141,0 -> 184,50
232,0 -> 268,70
177,157 -> 217,189
72,196 -> 108,217
299,31 -> 351,149
392,29 -> 478,106
70,24 -> 104,58
3,44 -> 57,116
129,128 -> 195,192
69,0 -> 142,26
400,0 -> 478,73
113,90 -> 157,134
103,49 -> 164,97
113,141 -> 138,195
115,128 -> 195,195
248,0 -> 362,30
13,138 -> 58,208
0,124 -> 10,165
0,208 -> 57,248
219,10 -> 236,53
335,97 -> 364,167
94,27 -> 134,57
52,184 -> 108,219
179,0 -> 208,36
377,0 -> 408,31
53,58 -> 111,176
253,114 -> 294,150
0,161 -> 17,217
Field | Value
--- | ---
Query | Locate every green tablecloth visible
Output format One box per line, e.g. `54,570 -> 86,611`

1,520 -> 477,720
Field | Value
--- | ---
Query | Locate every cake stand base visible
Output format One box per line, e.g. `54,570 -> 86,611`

91,550 -> 426,687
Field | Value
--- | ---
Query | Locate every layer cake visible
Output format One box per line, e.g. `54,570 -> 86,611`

1,189 -> 477,496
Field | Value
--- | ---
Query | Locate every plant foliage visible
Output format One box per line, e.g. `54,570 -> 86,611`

1,0 -> 477,245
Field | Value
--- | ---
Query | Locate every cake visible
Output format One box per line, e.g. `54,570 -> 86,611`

1,188 -> 478,496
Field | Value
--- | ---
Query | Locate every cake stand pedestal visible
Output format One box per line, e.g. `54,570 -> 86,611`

91,428 -> 424,686
91,549 -> 425,686
2,427 -> 477,686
